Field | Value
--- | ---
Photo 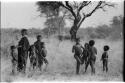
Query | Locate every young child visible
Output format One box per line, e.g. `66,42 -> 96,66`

34,35 -> 48,71
72,38 -> 84,74
100,45 -> 110,72
41,42 -> 48,71
41,42 -> 48,65
10,45 -> 18,74
85,40 -> 97,74
29,45 -> 37,71
82,43 -> 90,67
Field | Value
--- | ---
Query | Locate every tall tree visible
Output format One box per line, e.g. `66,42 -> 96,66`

36,1 -> 115,41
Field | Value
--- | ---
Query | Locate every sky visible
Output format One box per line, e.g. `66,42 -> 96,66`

1,1 -> 124,29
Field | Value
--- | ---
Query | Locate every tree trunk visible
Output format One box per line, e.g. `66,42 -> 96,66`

70,25 -> 77,41
69,19 -> 80,41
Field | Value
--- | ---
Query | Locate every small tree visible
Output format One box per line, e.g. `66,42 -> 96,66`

36,1 -> 115,41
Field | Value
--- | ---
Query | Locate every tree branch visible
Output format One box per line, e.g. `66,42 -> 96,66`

65,1 -> 77,19
59,2 -> 77,19
78,1 -> 115,27
76,1 -> 91,23
78,1 -> 91,13
86,1 -> 103,17
86,1 -> 115,17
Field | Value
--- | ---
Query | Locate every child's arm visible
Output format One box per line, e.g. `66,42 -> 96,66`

95,47 -> 97,55
72,45 -> 75,53
100,53 -> 103,61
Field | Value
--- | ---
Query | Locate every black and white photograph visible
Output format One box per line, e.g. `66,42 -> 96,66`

0,0 -> 124,82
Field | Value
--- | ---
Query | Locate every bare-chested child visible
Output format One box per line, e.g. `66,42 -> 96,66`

100,45 -> 110,72
85,40 -> 97,74
10,45 -> 18,74
72,38 -> 84,74
34,35 -> 48,71
82,43 -> 90,67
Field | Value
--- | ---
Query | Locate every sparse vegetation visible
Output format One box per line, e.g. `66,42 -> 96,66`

0,15 -> 123,81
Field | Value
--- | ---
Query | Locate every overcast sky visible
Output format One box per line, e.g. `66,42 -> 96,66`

1,1 -> 124,29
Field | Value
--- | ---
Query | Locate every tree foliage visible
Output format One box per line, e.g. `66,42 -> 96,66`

36,1 -> 115,40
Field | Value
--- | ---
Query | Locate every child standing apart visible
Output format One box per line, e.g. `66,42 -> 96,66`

101,45 -> 110,72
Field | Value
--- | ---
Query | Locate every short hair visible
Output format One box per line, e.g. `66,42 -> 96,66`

89,40 -> 95,46
84,43 -> 89,47
21,29 -> 27,35
21,29 -> 27,33
10,45 -> 16,50
104,45 -> 110,51
37,35 -> 42,39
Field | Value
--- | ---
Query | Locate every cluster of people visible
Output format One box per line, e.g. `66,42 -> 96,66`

10,29 -> 48,74
10,29 -> 110,75
72,38 -> 110,75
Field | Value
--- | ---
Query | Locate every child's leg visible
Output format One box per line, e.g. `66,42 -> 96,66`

44,59 -> 48,71
103,61 -> 105,71
85,60 -> 89,72
12,60 -> 16,74
76,61 -> 80,74
90,60 -> 95,74
38,60 -> 43,71
12,63 -> 14,74
106,60 -> 108,72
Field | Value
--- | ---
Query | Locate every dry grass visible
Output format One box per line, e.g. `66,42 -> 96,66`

1,36 -> 123,81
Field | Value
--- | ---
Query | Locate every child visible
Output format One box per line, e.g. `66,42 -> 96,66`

41,42 -> 48,65
10,45 -> 18,74
29,45 -> 37,70
41,42 -> 49,71
82,43 -> 90,67
85,40 -> 97,74
72,38 -> 84,74
17,29 -> 30,73
100,45 -> 110,72
34,35 -> 48,71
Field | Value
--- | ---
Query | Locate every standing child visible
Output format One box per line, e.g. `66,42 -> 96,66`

10,45 -> 18,74
41,42 -> 48,65
41,42 -> 48,71
29,45 -> 37,71
100,45 -> 110,72
85,40 -> 97,74
17,29 -> 30,73
34,35 -> 48,71
72,38 -> 84,74
83,43 -> 90,65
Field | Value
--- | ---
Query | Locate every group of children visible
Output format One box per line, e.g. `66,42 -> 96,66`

10,29 -> 110,75
72,38 -> 110,74
10,29 -> 48,75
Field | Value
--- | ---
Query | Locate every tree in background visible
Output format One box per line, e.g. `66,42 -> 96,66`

36,1 -> 115,41
44,16 -> 65,37
109,15 -> 123,39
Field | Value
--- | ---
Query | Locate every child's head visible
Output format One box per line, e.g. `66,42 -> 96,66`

37,35 -> 42,41
21,29 -> 28,36
89,40 -> 95,46
75,37 -> 80,44
84,43 -> 89,49
104,45 -> 110,51
10,45 -> 16,51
